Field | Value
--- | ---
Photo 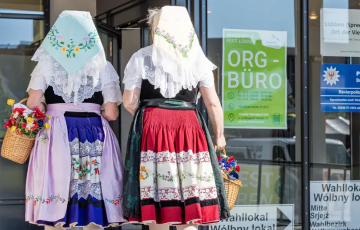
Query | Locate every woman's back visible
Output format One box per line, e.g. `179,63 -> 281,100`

44,86 -> 104,105
121,6 -> 229,226
25,10 -> 125,229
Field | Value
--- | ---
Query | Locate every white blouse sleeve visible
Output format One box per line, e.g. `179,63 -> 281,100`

101,62 -> 123,105
26,64 -> 47,92
199,69 -> 215,88
123,51 -> 143,90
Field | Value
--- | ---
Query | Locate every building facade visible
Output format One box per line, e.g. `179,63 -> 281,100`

0,0 -> 356,230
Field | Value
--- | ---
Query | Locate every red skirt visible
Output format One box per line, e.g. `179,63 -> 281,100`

130,108 -> 220,225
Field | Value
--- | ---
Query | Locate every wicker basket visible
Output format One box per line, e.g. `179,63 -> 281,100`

216,146 -> 242,210
1,98 -> 35,164
222,172 -> 242,210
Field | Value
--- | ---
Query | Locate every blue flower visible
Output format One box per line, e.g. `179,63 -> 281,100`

230,161 -> 236,167
38,120 -> 44,126
228,171 -> 239,180
220,158 -> 226,164
224,163 -> 230,169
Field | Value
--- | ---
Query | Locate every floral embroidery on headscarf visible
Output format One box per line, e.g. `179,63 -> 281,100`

155,27 -> 195,58
47,26 -> 99,58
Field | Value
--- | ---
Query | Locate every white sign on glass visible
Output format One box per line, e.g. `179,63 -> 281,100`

310,181 -> 360,228
320,8 -> 360,57
210,205 -> 294,230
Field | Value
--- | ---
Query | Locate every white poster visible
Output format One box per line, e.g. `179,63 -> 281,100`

321,8 -> 360,57
310,181 -> 360,229
210,205 -> 294,230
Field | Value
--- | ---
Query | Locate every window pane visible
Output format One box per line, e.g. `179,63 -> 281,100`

309,0 -> 355,226
309,1 -> 352,179
0,18 -> 44,138
207,0 -> 302,227
0,0 -> 43,13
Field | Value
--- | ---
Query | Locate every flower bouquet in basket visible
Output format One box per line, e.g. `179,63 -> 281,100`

1,99 -> 50,164
217,149 -> 242,210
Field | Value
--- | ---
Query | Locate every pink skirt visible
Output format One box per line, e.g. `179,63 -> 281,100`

25,103 -> 126,228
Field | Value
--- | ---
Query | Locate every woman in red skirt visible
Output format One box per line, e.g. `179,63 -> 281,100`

122,6 -> 230,230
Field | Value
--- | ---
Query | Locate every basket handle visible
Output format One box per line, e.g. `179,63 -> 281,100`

17,98 -> 46,112
19,98 -> 28,104
215,145 -> 226,156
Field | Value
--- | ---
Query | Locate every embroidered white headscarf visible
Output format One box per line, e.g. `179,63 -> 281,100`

123,6 -> 216,98
28,10 -> 122,105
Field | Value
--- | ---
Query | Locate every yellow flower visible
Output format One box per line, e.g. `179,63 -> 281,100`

7,99 -> 15,106
61,46 -> 66,52
11,126 -> 16,132
74,47 -> 80,53
47,115 -> 51,120
44,123 -> 50,129
27,117 -> 34,123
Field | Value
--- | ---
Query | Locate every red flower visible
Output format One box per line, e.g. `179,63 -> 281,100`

217,155 -> 221,162
114,199 -> 119,206
235,165 -> 240,172
46,199 -> 50,204
21,123 -> 27,128
227,156 -> 235,163
95,169 -> 100,175
34,108 -> 46,120
10,119 -> 15,125
30,121 -> 39,130
16,130 -> 23,135
4,120 -> 12,128
13,108 -> 25,115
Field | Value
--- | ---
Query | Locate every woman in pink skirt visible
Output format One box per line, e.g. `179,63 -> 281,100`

24,10 -> 125,229
122,6 -> 230,230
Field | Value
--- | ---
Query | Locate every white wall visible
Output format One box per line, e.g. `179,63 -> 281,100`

50,0 -> 96,25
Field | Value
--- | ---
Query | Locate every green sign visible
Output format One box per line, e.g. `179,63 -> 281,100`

236,164 -> 280,205
222,29 -> 287,129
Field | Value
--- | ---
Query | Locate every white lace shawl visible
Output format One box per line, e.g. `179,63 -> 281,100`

123,45 -> 215,98
27,47 -> 122,105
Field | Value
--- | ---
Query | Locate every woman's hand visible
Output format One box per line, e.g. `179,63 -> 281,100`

123,88 -> 141,115
27,89 -> 44,110
39,102 -> 46,112
215,135 -> 226,150
102,102 -> 119,121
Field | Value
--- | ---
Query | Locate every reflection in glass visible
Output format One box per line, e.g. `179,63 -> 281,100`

207,0 -> 302,226
0,18 -> 44,138
310,0 -> 351,182
0,0 -> 43,13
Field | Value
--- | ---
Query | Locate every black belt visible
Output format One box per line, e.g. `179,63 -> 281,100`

64,112 -> 100,117
139,99 -> 196,110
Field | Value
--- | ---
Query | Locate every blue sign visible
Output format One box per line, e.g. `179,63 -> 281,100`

321,63 -> 360,112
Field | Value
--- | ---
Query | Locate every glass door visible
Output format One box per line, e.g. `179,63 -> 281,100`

0,9 -> 45,230
207,0 -> 303,229
309,0 -> 357,228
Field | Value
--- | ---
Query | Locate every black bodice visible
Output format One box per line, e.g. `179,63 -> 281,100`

140,80 -> 199,103
44,86 -> 103,105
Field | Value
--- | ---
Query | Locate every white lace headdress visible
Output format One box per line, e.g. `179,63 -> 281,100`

27,10 -> 122,105
123,6 -> 216,98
